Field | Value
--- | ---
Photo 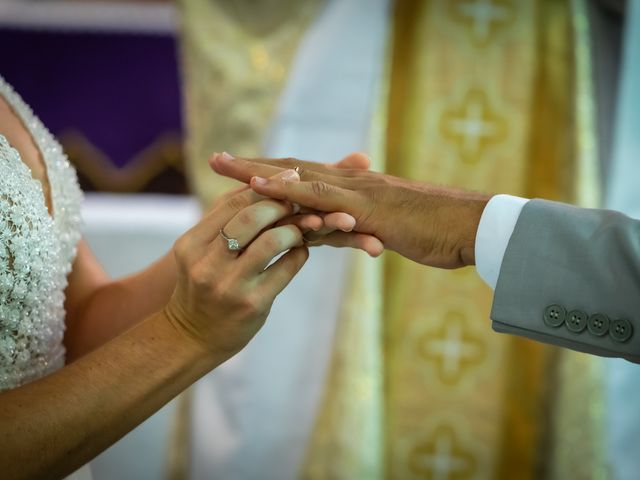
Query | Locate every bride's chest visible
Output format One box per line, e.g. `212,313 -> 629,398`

0,77 -> 83,388
0,137 -> 64,306
0,97 -> 53,215
0,138 -> 68,383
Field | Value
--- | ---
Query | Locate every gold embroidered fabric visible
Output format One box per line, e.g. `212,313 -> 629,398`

178,0 -> 322,206
177,0 -> 604,477
173,2 -> 321,477
303,1 -> 605,479
302,252 -> 385,480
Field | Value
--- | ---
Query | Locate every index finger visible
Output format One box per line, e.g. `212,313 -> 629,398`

210,152 -> 354,187
210,152 -> 286,183
250,175 -> 360,218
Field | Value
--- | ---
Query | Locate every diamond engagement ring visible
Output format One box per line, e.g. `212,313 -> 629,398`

219,228 -> 242,252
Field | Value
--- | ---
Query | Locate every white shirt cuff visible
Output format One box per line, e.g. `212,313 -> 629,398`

475,194 -> 530,289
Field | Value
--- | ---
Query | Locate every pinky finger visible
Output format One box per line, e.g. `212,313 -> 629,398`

260,246 -> 310,296
305,231 -> 384,257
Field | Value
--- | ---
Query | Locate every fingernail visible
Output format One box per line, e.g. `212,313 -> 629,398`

281,169 -> 299,181
292,203 -> 301,214
340,217 -> 356,232
253,176 -> 268,185
219,151 -> 235,162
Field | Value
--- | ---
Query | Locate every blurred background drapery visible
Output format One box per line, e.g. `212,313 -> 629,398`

1,0 -> 639,479
179,0 -> 389,478
179,0 -> 618,478
178,0 -> 323,205
0,1 -> 187,194
303,0 -> 606,478
604,0 -> 640,478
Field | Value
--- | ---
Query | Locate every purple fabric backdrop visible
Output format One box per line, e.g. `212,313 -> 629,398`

0,27 -> 184,191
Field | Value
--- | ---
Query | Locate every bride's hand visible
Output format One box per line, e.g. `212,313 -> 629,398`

164,170 -> 308,357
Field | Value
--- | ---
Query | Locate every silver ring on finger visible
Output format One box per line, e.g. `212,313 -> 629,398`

294,166 -> 303,177
219,228 -> 243,252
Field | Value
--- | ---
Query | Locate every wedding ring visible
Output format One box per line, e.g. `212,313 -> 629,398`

294,166 -> 303,176
219,228 -> 243,252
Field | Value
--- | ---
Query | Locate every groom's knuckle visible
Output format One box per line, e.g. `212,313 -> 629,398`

362,184 -> 381,201
310,180 -> 332,197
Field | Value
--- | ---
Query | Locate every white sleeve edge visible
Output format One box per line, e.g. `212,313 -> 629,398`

475,194 -> 529,290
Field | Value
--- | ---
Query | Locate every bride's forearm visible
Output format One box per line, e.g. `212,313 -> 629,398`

1,164 -> 308,480
65,248 -> 177,361
0,310 -> 218,480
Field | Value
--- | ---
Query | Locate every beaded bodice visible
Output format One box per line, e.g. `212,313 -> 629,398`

0,76 -> 83,391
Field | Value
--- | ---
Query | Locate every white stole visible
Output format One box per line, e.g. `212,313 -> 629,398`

189,1 -> 389,479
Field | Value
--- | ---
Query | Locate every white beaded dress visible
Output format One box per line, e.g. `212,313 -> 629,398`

0,75 -> 89,479
0,75 -> 82,391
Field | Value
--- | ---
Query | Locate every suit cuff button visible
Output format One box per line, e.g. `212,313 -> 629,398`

587,313 -> 610,336
543,304 -> 566,327
566,310 -> 588,333
610,318 -> 633,343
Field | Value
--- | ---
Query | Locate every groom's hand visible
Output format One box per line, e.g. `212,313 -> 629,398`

207,154 -> 384,257
210,152 -> 490,268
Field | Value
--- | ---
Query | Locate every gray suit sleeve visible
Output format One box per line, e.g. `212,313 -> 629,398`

491,199 -> 640,362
